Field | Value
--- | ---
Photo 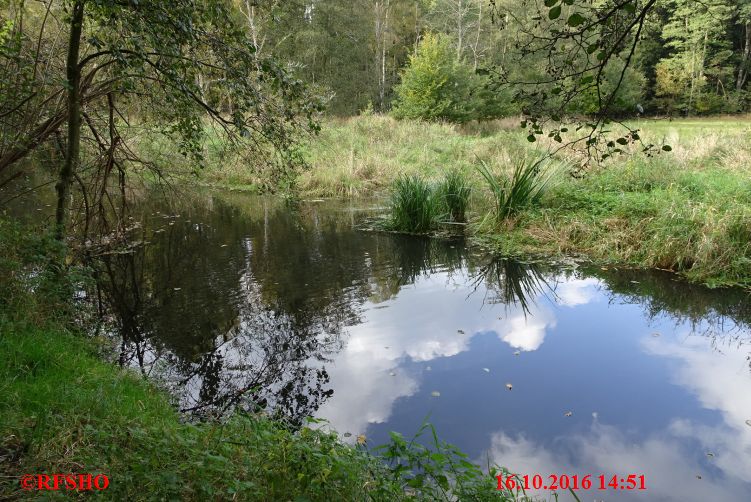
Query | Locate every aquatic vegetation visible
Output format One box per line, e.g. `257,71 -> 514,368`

435,169 -> 472,223
475,156 -> 557,222
387,174 -> 439,233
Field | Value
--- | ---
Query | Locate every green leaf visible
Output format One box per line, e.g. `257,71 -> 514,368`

544,0 -> 559,6
436,474 -> 450,491
580,75 -> 594,85
549,5 -> 562,20
616,138 -> 628,145
527,134 -> 537,142
662,145 -> 672,152
567,13 -> 586,27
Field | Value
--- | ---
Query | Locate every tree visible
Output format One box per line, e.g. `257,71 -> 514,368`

656,0 -> 735,115
0,0 -> 320,239
391,33 -> 478,123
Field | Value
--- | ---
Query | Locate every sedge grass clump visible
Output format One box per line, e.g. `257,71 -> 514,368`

435,169 -> 471,223
387,175 -> 438,233
475,156 -> 557,221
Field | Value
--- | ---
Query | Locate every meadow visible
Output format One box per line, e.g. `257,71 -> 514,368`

199,114 -> 751,288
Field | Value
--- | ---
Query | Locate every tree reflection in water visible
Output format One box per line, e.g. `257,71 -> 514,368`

91,189 -> 751,427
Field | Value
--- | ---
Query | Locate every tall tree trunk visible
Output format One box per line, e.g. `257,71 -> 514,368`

374,0 -> 390,110
55,0 -> 85,241
471,0 -> 482,71
737,21 -> 751,92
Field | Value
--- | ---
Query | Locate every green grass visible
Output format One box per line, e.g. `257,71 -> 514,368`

296,115 -> 527,197
435,169 -> 472,223
298,115 -> 751,288
474,155 -> 751,287
474,156 -> 557,223
0,321 -> 405,500
387,175 -> 438,233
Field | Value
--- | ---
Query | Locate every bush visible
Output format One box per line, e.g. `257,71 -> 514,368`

391,34 -> 479,124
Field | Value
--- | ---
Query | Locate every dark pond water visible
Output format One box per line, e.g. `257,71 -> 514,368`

89,189 -> 751,501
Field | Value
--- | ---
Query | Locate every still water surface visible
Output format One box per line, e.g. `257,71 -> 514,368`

94,189 -> 751,501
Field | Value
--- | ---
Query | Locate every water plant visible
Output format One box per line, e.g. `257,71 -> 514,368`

435,169 -> 471,223
387,174 -> 439,233
475,156 -> 557,221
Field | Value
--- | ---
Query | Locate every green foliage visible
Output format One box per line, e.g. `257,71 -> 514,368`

435,169 -> 471,223
387,174 -> 439,233
570,61 -> 646,115
654,0 -> 738,115
392,33 -> 479,123
0,219 -> 91,325
475,156 -> 557,221
376,421 -> 516,501
0,324 -> 401,500
0,0 -> 321,191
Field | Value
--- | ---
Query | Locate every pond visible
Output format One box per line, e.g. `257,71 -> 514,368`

93,189 -> 751,501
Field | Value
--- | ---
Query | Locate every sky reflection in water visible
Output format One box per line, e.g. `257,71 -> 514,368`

99,192 -> 751,501
325,269 -> 751,500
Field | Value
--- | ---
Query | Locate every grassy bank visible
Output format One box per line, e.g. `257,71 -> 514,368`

0,323 -> 401,500
140,113 -> 751,286
0,221 -> 513,501
300,115 -> 751,288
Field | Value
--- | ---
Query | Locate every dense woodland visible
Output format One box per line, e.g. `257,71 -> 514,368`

240,0 -> 751,118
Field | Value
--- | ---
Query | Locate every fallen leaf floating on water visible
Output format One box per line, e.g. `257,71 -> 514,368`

483,368 -> 490,373
343,432 -> 352,438
431,391 -> 441,397
457,329 -> 465,334
696,475 -> 702,480
564,411 -> 573,417
652,332 -> 660,337
513,350 -> 521,356
745,419 -> 751,427
220,244 -> 228,248
389,372 -> 396,377
425,366 -> 432,371
173,287 -> 181,291
706,452 -> 715,458
505,383 -> 513,391
630,280 -> 640,284
356,435 -> 367,445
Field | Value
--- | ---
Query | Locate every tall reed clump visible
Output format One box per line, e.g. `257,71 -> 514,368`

475,156 -> 557,221
435,169 -> 471,223
387,174 -> 438,233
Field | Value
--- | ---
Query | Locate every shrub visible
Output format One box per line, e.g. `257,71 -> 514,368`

391,34 -> 479,124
